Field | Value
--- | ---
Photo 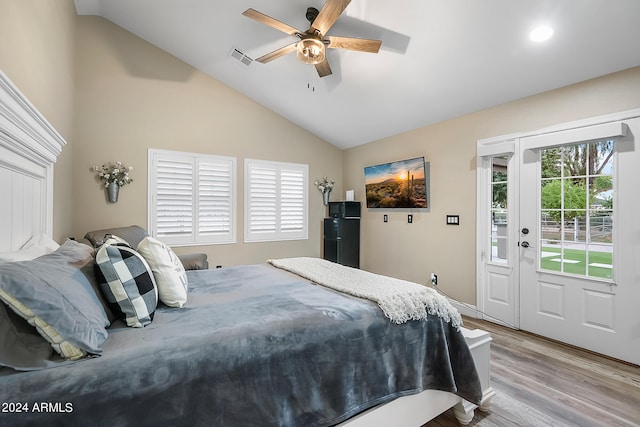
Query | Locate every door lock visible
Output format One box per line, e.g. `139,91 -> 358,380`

521,227 -> 529,235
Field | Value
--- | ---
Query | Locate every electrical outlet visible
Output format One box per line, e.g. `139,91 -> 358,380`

431,273 -> 438,286
408,214 -> 413,223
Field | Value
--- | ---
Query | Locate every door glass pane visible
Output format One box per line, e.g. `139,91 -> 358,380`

539,240 -> 561,272
588,210 -> 612,243
562,211 -> 586,243
589,140 -> 615,175
563,177 -> 587,209
561,244 -> 587,276
540,210 -> 560,241
540,178 -> 561,211
541,148 -> 562,178
587,247 -> 613,279
490,156 -> 508,263
539,140 -> 614,281
562,143 -> 587,177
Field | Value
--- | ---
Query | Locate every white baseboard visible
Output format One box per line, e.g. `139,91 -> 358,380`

450,299 -> 519,329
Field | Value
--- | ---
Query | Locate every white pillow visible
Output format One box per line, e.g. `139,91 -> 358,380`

22,234 -> 60,252
137,236 -> 188,308
0,234 -> 60,263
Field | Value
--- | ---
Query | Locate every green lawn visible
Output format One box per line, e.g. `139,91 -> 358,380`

540,247 -> 612,279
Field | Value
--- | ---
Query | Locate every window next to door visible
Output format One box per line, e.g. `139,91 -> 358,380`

491,156 -> 509,263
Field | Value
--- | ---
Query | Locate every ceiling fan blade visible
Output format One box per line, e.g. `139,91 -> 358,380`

311,0 -> 351,35
327,36 -> 382,53
255,43 -> 298,63
315,59 -> 332,78
242,8 -> 302,36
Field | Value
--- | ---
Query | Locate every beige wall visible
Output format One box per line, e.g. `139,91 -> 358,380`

73,17 -> 342,266
0,0 -> 76,241
344,66 -> 640,304
2,3 -> 639,302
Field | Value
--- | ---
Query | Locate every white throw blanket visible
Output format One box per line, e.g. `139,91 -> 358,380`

268,257 -> 462,329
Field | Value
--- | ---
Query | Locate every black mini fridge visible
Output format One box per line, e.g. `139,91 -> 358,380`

323,202 -> 360,268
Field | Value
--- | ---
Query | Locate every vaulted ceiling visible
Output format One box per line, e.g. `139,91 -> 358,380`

74,0 -> 640,149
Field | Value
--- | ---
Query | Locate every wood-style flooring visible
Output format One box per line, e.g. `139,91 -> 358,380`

425,317 -> 640,427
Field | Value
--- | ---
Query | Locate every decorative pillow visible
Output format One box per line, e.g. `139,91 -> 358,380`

94,236 -> 158,327
137,236 -> 188,308
0,240 -> 110,360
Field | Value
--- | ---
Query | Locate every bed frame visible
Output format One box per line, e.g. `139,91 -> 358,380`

0,69 -> 494,425
0,70 -> 65,251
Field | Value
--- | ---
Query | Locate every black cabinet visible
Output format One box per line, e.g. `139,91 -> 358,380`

328,201 -> 361,218
323,217 -> 360,269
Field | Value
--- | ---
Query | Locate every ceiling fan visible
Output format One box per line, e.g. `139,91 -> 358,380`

242,0 -> 382,77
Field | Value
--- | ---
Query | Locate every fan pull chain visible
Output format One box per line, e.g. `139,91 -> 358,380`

307,66 -> 316,92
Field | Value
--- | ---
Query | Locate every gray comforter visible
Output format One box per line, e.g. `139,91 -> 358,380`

0,264 -> 481,426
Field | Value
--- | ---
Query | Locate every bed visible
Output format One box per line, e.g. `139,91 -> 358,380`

0,69 -> 494,426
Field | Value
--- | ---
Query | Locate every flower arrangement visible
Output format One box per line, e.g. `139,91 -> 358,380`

314,176 -> 335,194
93,161 -> 134,187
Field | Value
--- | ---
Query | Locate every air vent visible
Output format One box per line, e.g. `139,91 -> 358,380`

230,48 -> 253,67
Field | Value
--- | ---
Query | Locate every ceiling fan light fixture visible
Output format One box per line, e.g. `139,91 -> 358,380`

243,0 -> 382,77
296,38 -> 325,64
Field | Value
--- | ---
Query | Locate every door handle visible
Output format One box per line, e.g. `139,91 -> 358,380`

521,241 -> 535,249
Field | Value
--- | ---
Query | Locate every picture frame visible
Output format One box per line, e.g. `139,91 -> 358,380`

364,157 -> 429,209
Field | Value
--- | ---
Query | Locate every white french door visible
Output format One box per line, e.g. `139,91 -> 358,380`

477,112 -> 640,365
476,143 -> 519,329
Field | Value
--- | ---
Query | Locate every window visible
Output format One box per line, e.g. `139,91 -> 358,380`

148,149 -> 236,246
244,159 -> 308,242
490,155 -> 509,263
539,140 -> 614,280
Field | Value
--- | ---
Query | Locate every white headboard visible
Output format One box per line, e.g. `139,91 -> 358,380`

0,70 -> 67,251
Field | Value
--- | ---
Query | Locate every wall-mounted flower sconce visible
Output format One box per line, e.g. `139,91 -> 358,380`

92,161 -> 133,203
314,176 -> 335,206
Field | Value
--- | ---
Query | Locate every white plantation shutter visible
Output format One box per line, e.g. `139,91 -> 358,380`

156,157 -> 193,238
245,159 -> 308,242
280,168 -> 305,234
198,160 -> 234,238
149,149 -> 236,245
247,166 -> 277,236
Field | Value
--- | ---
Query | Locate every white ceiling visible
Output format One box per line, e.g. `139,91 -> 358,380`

74,0 -> 640,149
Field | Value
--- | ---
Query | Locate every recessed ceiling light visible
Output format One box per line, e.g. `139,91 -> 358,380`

529,25 -> 554,42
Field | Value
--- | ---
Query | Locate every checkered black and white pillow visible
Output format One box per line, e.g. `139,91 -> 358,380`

94,236 -> 158,328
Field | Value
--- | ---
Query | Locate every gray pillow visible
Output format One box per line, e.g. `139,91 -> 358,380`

84,225 -> 149,248
0,240 -> 110,361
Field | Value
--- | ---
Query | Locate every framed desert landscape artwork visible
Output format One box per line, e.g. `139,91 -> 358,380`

364,156 -> 429,209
